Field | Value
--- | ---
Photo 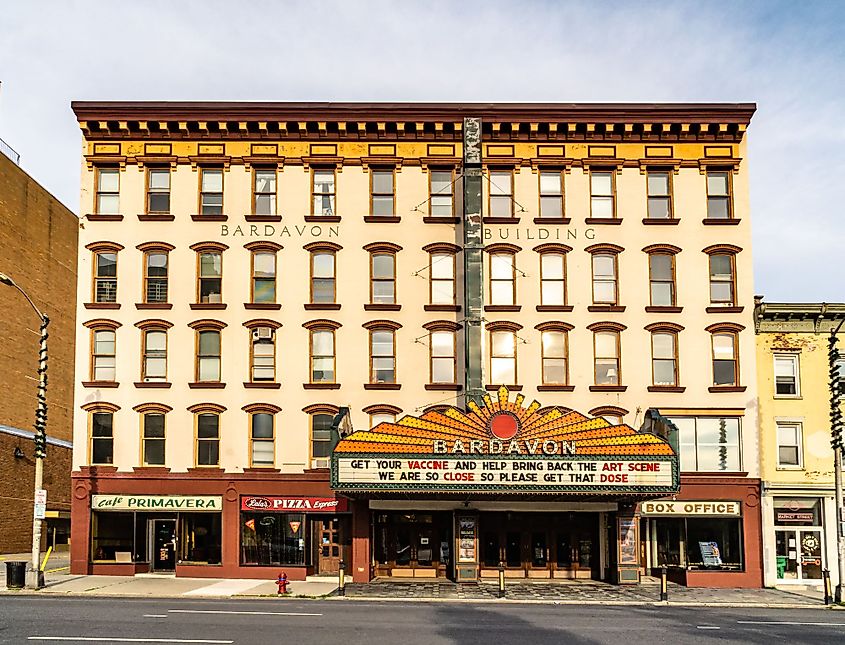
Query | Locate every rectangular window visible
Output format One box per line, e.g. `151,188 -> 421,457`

251,331 -> 275,382
311,252 -> 336,303
371,168 -> 395,216
591,254 -> 617,305
541,330 -> 568,385
310,330 -> 335,383
490,331 -> 516,384
371,253 -> 396,304
430,169 -> 454,217
92,329 -> 116,381
594,331 -> 620,385
490,253 -> 515,305
430,330 -> 456,384
712,333 -> 738,386
430,253 -> 456,305
94,252 -> 117,303
590,171 -> 614,219
250,413 -> 275,467
489,170 -> 513,217
196,413 -> 219,466
651,332 -> 677,386
647,170 -> 672,219
540,253 -> 566,306
671,416 -> 741,472
200,168 -> 223,215
709,254 -> 736,306
144,252 -> 168,303
312,169 -> 335,216
776,422 -> 803,468
370,413 -> 395,427
96,168 -> 119,215
146,168 -> 170,214
370,330 -> 396,383
252,252 -> 276,303
774,354 -> 800,396
198,252 -> 222,303
311,413 -> 333,468
142,413 -> 165,466
539,171 -> 563,219
90,412 -> 114,464
142,330 -> 167,382
197,330 -> 221,382
707,170 -> 732,219
253,169 -> 276,215
240,511 -> 305,565
649,254 -> 675,307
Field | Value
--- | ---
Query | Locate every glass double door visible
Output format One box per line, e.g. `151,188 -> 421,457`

775,528 -> 823,581
374,512 -> 452,577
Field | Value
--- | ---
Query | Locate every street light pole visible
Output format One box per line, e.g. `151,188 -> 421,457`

829,318 -> 845,603
0,271 -> 49,590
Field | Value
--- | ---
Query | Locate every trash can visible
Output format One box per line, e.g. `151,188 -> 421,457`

5,561 -> 26,589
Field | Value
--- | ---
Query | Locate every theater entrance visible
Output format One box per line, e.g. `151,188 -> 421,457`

374,512 -> 453,578
479,512 -> 600,579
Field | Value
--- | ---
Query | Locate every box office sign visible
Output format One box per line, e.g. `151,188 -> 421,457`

640,501 -> 742,517
331,387 -> 679,494
91,495 -> 222,511
240,496 -> 348,513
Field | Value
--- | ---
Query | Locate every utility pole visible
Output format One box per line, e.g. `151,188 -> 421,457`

829,319 -> 844,603
0,272 -> 49,589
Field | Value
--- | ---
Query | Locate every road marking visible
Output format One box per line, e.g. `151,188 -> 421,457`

169,609 -> 322,617
737,620 -> 845,627
696,626 -> 720,630
143,615 -> 167,618
28,638 -> 232,644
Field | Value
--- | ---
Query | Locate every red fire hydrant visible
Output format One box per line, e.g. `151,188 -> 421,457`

276,572 -> 289,595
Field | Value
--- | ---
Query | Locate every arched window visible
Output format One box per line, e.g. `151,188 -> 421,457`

305,241 -> 342,307
363,404 -> 402,429
364,320 -> 401,387
189,319 -> 227,387
188,403 -> 226,467
364,242 -> 402,308
423,243 -> 460,309
137,242 -> 174,306
424,321 -> 461,387
133,402 -> 172,467
486,243 -> 520,309
703,245 -> 741,310
82,402 -> 120,465
534,244 -> 571,310
243,403 -> 281,468
85,241 -> 123,307
586,244 -> 624,308
706,323 -> 746,391
190,242 -> 228,307
535,322 -> 573,389
643,244 -> 681,310
83,319 -> 121,386
645,322 -> 684,390
243,319 -> 281,386
303,320 -> 341,387
135,319 -> 173,386
587,322 -> 627,390
487,321 -> 522,388
589,406 -> 629,427
304,404 -> 339,469
245,241 -> 282,306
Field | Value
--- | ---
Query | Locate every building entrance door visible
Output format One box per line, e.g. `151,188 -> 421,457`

775,528 -> 823,582
317,517 -> 341,574
374,512 -> 452,578
151,519 -> 176,571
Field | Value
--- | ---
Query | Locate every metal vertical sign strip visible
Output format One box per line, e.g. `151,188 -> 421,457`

462,117 -> 484,407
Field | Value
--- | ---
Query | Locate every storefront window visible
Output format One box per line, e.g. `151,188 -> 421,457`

686,518 -> 743,570
180,513 -> 222,564
670,416 -> 741,472
240,512 -> 306,566
774,498 -> 821,526
92,512 -> 134,561
650,517 -> 743,570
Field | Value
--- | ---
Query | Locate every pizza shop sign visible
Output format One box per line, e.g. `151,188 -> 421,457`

240,496 -> 347,513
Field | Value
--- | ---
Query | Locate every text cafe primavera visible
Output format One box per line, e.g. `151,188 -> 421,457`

331,387 -> 680,584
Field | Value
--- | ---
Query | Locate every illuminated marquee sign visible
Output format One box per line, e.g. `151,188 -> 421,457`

331,387 -> 679,494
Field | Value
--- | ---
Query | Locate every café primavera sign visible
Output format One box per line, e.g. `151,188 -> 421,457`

331,387 -> 679,495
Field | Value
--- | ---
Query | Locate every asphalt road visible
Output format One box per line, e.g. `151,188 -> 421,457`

0,596 -> 843,644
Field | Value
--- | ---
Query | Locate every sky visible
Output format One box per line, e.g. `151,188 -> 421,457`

0,0 -> 843,301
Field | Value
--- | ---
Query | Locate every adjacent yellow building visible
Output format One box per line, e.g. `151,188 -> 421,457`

755,297 -> 845,588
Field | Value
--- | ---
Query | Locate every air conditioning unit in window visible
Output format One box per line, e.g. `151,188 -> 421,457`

312,457 -> 330,469
253,327 -> 273,340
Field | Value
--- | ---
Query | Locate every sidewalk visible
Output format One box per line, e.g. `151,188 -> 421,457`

1,560 -> 833,607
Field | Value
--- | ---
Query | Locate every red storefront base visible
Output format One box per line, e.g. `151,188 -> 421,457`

71,467 -> 346,580
646,474 -> 764,589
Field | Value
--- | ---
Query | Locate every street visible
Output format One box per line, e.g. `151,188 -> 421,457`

0,596 -> 843,644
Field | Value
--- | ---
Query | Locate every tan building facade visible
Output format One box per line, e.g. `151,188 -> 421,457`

0,148 -> 77,552
755,299 -> 844,588
69,102 -> 761,586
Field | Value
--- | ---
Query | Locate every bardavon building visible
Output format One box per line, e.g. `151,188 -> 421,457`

69,101 -> 762,587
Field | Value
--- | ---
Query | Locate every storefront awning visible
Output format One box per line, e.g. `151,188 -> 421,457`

331,386 -> 679,499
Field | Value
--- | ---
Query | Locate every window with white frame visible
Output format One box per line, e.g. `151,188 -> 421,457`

776,422 -> 803,468
489,170 -> 513,217
96,168 -> 120,214
670,416 -> 741,472
774,354 -> 800,396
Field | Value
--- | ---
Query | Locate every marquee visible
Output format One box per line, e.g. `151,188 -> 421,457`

331,387 -> 679,495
